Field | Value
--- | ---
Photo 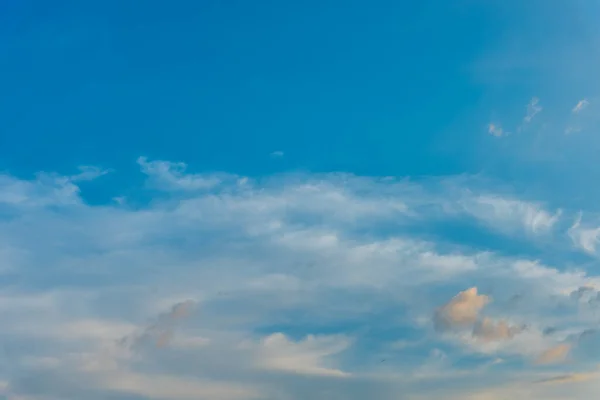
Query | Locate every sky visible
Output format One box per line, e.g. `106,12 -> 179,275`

2,0 -> 600,399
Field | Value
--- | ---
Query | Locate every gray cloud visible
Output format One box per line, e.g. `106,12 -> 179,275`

535,344 -> 571,365
472,318 -> 524,342
124,300 -> 196,349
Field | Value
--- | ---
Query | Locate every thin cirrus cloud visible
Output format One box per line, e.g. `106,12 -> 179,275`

535,343 -> 572,365
136,156 -> 225,191
487,95 -> 594,139
487,95 -> 600,146
565,126 -> 581,135
2,158 -> 600,399
488,123 -> 505,137
568,213 -> 600,255
572,99 -> 590,114
536,371 -> 598,384
524,97 -> 542,123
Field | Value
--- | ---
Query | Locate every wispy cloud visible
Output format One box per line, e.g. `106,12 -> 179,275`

70,165 -> 112,182
568,213 -> 600,255
535,343 -> 571,365
459,195 -> 562,236
524,97 -> 542,123
565,126 -> 581,135
488,123 -> 506,137
536,371 -> 597,384
2,158 -> 600,399
137,156 -> 224,191
253,333 -> 351,377
572,99 -> 590,114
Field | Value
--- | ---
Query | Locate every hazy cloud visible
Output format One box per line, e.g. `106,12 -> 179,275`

568,213 -> 600,255
535,344 -> 571,365
472,318 -> 523,342
572,99 -> 590,114
488,123 -> 505,137
565,126 -> 581,135
126,300 -> 196,349
2,159 -> 600,399
137,156 -> 223,191
524,97 -> 542,123
536,372 -> 595,384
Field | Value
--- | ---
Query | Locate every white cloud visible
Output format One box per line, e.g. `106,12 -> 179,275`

568,213 -> 600,255
270,150 -> 284,158
252,333 -> 351,377
524,97 -> 542,123
460,195 -> 561,235
0,167 -> 107,207
488,123 -> 505,137
2,158 -> 600,399
137,156 -> 223,191
69,166 -> 112,182
572,99 -> 590,114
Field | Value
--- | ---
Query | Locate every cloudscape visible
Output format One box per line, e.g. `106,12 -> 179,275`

2,1 -> 600,399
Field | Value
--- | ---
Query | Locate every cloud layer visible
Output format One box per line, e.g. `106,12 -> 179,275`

1,158 -> 600,399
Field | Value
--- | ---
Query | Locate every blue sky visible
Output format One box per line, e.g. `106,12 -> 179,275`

2,1 -> 600,399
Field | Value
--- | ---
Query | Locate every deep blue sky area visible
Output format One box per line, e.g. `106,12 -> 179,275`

2,1 -> 600,205
1,1 -> 525,182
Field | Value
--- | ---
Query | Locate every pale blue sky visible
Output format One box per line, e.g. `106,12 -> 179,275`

2,1 -> 600,399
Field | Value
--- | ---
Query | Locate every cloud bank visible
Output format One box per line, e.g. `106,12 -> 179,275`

1,158 -> 600,399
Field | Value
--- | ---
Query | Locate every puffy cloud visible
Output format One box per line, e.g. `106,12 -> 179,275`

2,158 -> 600,399
0,168 -> 106,207
488,123 -> 505,137
434,287 -> 490,331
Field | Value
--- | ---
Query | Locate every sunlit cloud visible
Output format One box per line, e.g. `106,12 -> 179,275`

1,159 -> 600,399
